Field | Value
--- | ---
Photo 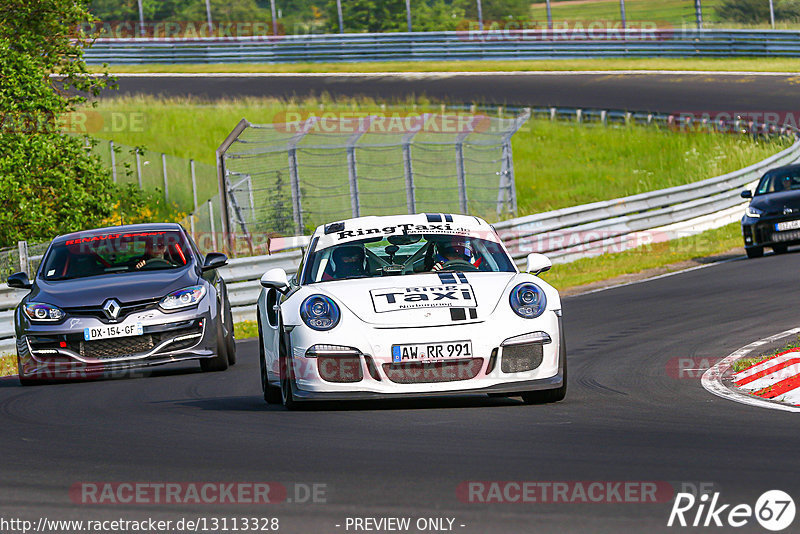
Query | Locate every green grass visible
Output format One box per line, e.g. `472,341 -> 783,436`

532,0 -> 725,27
93,57 -> 800,73
540,222 -> 742,289
732,335 -> 800,372
0,353 -> 16,377
87,95 -> 788,217
234,320 -> 259,340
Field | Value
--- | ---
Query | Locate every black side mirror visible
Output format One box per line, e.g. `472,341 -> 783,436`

741,190 -> 753,199
202,252 -> 228,272
7,272 -> 32,290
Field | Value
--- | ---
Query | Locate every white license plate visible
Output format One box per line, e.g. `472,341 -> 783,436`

84,323 -> 143,341
391,341 -> 472,363
775,220 -> 800,231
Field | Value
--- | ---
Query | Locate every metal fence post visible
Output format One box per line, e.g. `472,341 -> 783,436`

285,116 -> 318,235
17,241 -> 29,276
454,115 -> 482,214
345,115 -> 377,218
161,153 -> 169,202
190,159 -> 198,239
135,149 -> 143,189
208,200 -> 216,251
400,113 -> 434,214
109,140 -> 117,183
216,119 -> 250,254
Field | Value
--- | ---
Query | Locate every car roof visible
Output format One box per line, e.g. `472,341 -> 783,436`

53,223 -> 185,244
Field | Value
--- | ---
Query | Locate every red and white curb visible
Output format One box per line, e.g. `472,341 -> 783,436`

702,327 -> 800,413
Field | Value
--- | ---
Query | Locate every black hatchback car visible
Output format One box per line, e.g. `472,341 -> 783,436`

8,223 -> 236,384
741,164 -> 800,259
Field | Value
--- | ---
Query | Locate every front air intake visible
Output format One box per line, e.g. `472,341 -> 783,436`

317,355 -> 363,383
501,343 -> 544,373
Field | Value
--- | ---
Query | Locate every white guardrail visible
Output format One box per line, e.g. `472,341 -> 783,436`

1,139 -> 799,354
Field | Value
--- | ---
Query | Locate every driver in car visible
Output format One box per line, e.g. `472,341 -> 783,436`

431,237 -> 482,271
327,245 -> 367,280
134,241 -> 169,270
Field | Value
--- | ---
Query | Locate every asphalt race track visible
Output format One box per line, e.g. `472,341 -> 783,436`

106,72 -> 800,114
2,252 -> 800,533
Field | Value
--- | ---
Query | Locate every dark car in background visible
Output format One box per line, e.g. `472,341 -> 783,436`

7,223 -> 235,385
741,164 -> 800,259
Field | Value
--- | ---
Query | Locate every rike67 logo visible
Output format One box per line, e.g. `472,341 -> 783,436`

668,490 -> 796,531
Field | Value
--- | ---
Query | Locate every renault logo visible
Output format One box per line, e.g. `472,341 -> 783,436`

102,299 -> 122,321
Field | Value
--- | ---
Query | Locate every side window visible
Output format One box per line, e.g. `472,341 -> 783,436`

266,290 -> 279,327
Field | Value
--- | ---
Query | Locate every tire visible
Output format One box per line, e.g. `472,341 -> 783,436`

521,354 -> 567,405
258,313 -> 281,404
224,298 -> 236,366
772,244 -> 789,255
746,246 -> 764,259
199,317 -> 229,372
279,329 -> 299,410
17,354 -> 38,386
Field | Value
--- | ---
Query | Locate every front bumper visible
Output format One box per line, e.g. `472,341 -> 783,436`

742,214 -> 800,249
284,312 -> 564,401
16,306 -> 217,380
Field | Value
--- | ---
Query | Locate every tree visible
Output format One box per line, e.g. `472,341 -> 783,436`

455,0 -> 530,22
0,0 -> 116,246
715,0 -> 800,23
323,0 -> 407,32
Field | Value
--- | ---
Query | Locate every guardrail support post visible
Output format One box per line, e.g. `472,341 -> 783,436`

161,153 -> 169,202
18,241 -> 29,276
135,148 -> 143,189
109,141 -> 117,183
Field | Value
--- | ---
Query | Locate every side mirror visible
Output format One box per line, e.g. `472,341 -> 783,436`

526,253 -> 552,276
202,252 -> 228,272
7,272 -> 32,290
260,268 -> 290,291
741,190 -> 753,199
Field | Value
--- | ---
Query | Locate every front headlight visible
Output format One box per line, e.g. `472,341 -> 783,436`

509,283 -> 547,319
24,302 -> 65,322
745,205 -> 763,218
159,285 -> 207,310
300,295 -> 340,331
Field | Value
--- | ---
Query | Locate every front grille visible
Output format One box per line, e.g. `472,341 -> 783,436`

501,343 -> 544,373
772,230 -> 800,242
318,356 -> 363,383
80,335 -> 155,360
62,324 -> 203,361
382,358 -> 483,384
61,298 -> 160,323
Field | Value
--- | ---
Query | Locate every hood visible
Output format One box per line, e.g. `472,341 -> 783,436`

28,266 -> 200,308
750,190 -> 800,215
312,272 -> 517,327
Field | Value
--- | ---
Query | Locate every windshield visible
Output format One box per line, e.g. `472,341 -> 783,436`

756,169 -> 800,195
41,230 -> 192,281
302,233 -> 515,284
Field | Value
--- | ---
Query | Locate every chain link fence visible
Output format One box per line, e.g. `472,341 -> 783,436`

197,109 -> 530,255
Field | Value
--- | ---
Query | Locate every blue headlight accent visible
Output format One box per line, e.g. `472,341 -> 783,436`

301,295 -> 340,331
159,285 -> 207,310
509,283 -> 547,319
23,302 -> 65,322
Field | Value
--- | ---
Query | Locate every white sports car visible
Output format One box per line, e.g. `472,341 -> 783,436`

256,213 -> 565,409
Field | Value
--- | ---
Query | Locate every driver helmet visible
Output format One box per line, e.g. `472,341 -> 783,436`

436,237 -> 474,264
332,245 -> 366,278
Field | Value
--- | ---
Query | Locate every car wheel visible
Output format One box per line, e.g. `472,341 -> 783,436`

279,332 -> 299,410
746,246 -> 764,259
521,356 -> 567,405
772,244 -> 789,255
224,299 -> 236,366
200,316 -> 230,372
258,313 -> 281,404
17,354 -> 38,386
